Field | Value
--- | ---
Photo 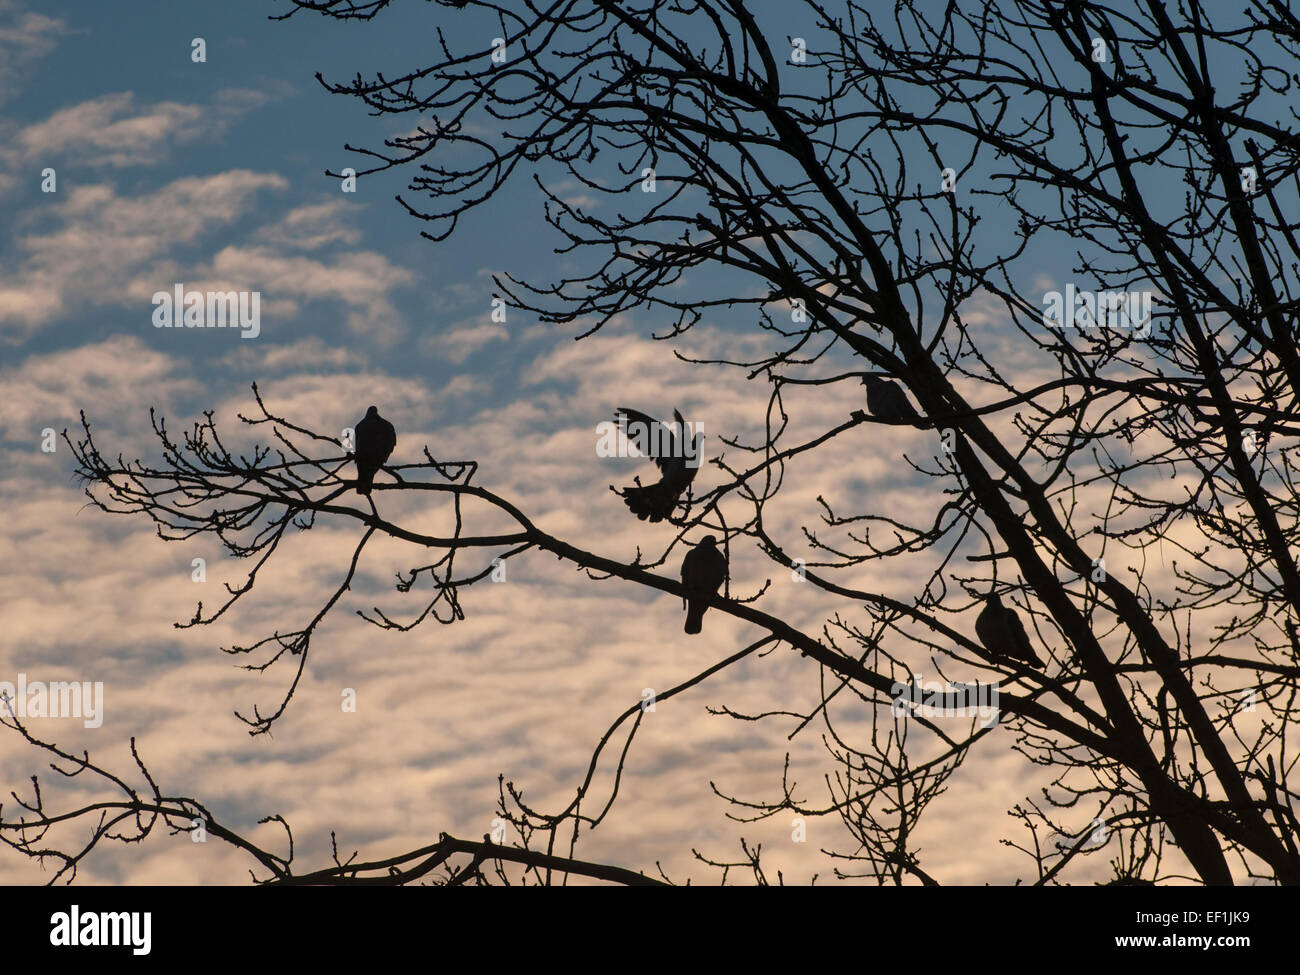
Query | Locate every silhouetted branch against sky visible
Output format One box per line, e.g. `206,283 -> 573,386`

3,0 -> 1299,886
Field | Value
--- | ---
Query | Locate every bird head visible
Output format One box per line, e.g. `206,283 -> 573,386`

698,535 -> 718,547
366,405 -> 379,416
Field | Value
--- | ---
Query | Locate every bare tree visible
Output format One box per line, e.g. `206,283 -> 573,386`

5,0 -> 1300,885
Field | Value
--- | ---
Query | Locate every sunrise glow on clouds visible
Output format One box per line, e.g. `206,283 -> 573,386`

5,0 -> 1277,888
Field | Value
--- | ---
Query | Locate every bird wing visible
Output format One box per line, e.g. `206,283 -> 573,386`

356,413 -> 396,465
706,545 -> 728,587
885,384 -> 921,421
355,415 -> 376,457
681,546 -> 706,587
868,380 -> 919,423
974,605 -> 998,653
865,380 -> 892,418
615,407 -> 679,476
682,547 -> 726,595
1004,608 -> 1040,664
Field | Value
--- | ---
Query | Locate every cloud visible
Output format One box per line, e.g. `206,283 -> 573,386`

0,175 -> 413,346
0,334 -> 194,443
208,245 -> 414,346
0,171 -> 287,337
0,8 -> 1248,884
548,179 -> 602,212
9,87 -> 285,169
16,93 -> 207,167
0,333 -> 876,884
260,200 -> 362,251
218,336 -> 352,374
0,321 -> 1228,887
419,322 -> 509,364
0,2 -> 62,104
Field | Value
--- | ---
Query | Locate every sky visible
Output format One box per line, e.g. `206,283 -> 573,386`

0,0 -> 1277,885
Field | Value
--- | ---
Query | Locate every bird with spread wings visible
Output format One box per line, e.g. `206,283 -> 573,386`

612,407 -> 700,523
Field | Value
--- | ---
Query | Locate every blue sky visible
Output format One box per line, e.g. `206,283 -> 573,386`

4,0 -> 879,425
2,1 -> 537,388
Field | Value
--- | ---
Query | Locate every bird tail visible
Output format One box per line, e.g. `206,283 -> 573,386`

622,481 -> 672,521
356,468 -> 375,495
684,601 -> 704,635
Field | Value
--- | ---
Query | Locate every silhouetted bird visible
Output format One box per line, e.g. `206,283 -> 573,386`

862,375 -> 924,427
614,407 -> 700,522
354,405 -> 396,495
680,535 -> 728,635
974,593 -> 1043,668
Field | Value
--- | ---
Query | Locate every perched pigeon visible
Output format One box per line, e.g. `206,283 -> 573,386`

862,375 -> 924,427
614,407 -> 700,522
680,535 -> 728,635
974,593 -> 1043,668
354,405 -> 397,495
